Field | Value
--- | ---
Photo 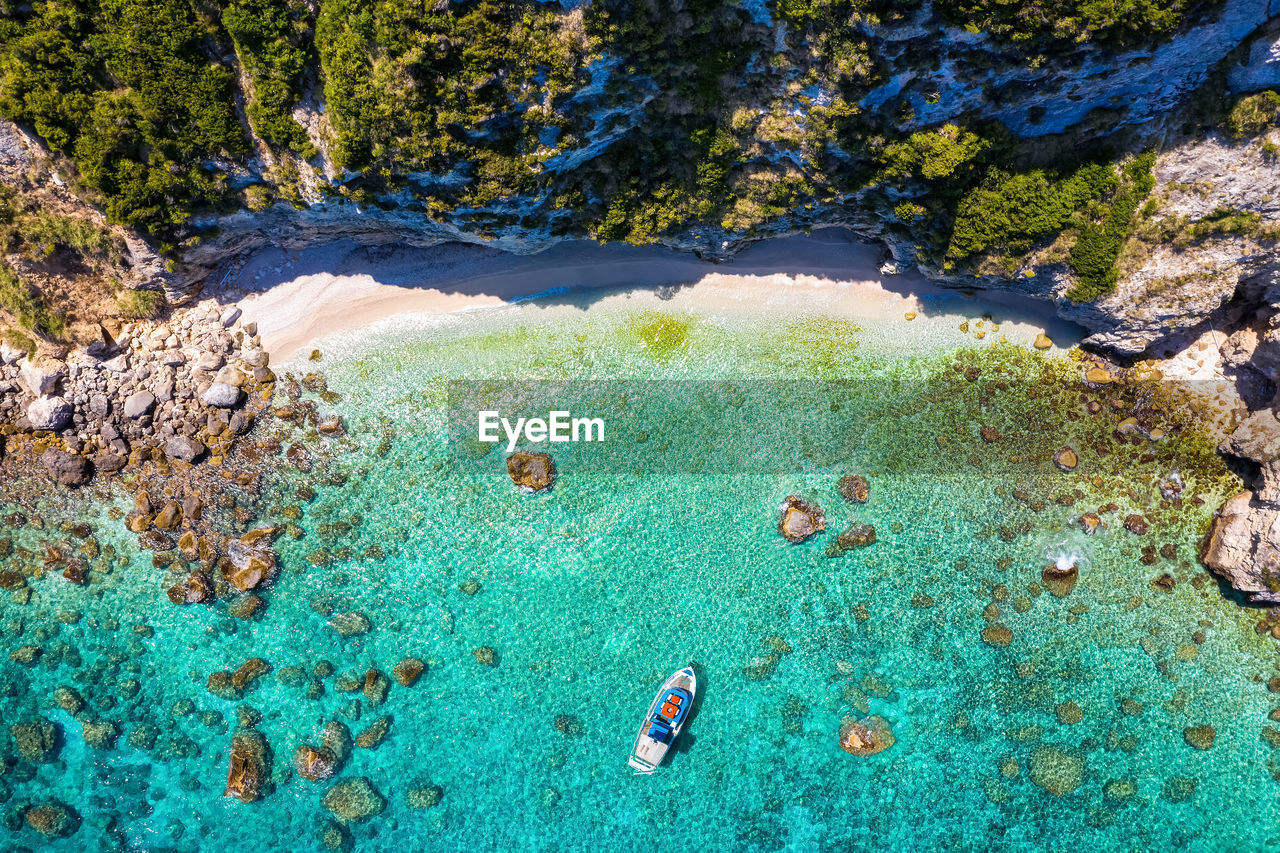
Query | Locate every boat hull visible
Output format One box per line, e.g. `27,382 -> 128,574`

628,666 -> 697,774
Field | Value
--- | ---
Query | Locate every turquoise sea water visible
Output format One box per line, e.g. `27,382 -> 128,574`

4,292 -> 1280,851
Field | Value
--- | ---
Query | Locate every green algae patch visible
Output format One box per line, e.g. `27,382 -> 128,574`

629,312 -> 695,362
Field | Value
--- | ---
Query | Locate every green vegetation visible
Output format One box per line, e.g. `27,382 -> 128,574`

19,211 -> 120,262
1225,90 -> 1280,138
878,124 -> 991,182
947,162 -> 1117,263
115,287 -> 167,319
222,0 -> 316,155
0,263 -> 66,339
936,0 -> 1218,47
0,0 -> 246,235
630,312 -> 693,361
1066,152 -> 1156,302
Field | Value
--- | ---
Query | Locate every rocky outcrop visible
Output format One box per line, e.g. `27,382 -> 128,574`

507,451 -> 556,492
0,299 -> 269,484
223,728 -> 271,803
837,715 -> 895,756
1203,408 -> 1280,603
778,496 -> 825,543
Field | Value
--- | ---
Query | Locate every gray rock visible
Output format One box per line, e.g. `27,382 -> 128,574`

166,436 -> 206,463
40,449 -> 91,487
201,382 -> 241,408
88,394 -> 110,417
101,354 -> 130,372
123,391 -> 156,419
27,396 -> 73,431
1201,491 -> 1280,604
219,306 -> 242,327
94,451 -> 127,473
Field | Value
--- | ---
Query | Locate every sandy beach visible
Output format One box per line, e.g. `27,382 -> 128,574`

230,227 -> 1083,364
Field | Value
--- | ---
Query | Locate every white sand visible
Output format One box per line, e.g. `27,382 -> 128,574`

231,227 -> 1082,364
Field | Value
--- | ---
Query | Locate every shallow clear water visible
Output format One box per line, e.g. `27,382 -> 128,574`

3,294 -> 1280,852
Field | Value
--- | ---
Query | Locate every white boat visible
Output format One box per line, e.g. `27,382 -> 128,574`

628,666 -> 697,775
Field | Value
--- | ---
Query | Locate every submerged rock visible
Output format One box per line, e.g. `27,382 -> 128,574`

832,523 -> 876,553
82,720 -> 119,750
981,623 -> 1013,648
328,612 -> 372,637
778,496 -> 825,543
392,657 -> 425,686
11,718 -> 59,762
1184,724 -> 1216,750
837,715 -> 895,756
406,784 -> 444,809
295,745 -> 338,782
473,646 -> 497,666
25,802 -> 75,837
355,716 -> 391,749
837,474 -> 870,503
1029,744 -> 1085,796
224,729 -> 271,803
322,777 -> 385,823
507,451 -> 556,491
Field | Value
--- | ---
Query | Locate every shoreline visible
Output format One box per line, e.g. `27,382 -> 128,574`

227,228 -> 1086,365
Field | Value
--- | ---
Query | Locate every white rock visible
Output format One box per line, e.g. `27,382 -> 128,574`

219,306 -> 242,328
102,354 -> 130,372
20,358 -> 64,396
26,396 -> 73,431
0,342 -> 26,365
201,382 -> 241,407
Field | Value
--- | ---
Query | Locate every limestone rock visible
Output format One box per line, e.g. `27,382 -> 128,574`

224,528 -> 278,591
1200,491 -> 1280,603
201,382 -> 242,407
27,396 -> 73,431
123,390 -> 156,419
166,435 -> 206,463
20,357 -> 64,396
406,784 -> 444,809
778,496 -> 825,543
507,451 -> 556,491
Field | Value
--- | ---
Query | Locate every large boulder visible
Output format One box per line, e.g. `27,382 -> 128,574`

123,390 -> 155,419
1201,491 -> 1280,604
27,396 -> 72,431
40,449 -> 91,487
507,451 -> 555,491
223,527 -> 278,591
778,496 -> 825,543
223,729 -> 270,803
201,382 -> 242,408
166,435 -> 206,463
322,777 -> 385,823
19,357 -> 64,396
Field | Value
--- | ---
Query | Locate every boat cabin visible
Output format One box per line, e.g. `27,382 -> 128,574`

646,687 -> 692,743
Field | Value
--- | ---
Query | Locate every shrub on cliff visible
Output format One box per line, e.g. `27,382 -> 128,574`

1066,152 -> 1156,302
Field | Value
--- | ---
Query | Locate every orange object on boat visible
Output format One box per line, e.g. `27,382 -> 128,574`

662,702 -> 679,717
